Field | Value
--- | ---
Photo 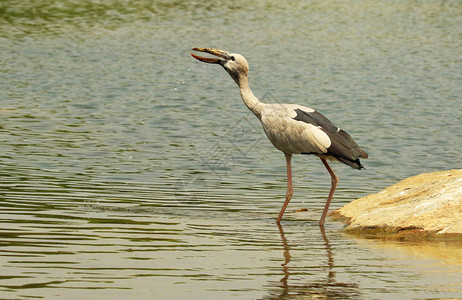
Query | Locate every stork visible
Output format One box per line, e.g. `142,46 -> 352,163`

191,48 -> 368,227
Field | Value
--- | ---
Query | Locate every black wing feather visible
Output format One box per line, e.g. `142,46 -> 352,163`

292,109 -> 367,169
292,109 -> 338,133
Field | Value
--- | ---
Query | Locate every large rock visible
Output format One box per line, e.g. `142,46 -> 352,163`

331,169 -> 462,237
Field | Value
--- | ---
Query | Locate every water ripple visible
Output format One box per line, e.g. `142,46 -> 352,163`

1,0 -> 462,298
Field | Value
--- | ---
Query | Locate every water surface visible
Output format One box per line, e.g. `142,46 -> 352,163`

1,0 -> 461,298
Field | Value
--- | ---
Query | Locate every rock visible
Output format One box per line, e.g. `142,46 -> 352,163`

331,169 -> 462,238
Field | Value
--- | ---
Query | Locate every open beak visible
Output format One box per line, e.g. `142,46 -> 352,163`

191,47 -> 230,64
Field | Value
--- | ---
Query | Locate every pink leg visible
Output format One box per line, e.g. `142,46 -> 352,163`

277,153 -> 293,224
319,158 -> 338,227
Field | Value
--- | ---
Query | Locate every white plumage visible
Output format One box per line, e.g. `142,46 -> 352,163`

261,104 -> 332,154
191,48 -> 368,226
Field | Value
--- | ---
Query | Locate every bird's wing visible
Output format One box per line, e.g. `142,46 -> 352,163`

292,108 -> 367,169
292,108 -> 338,133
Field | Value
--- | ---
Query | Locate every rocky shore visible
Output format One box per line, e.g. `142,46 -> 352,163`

331,169 -> 462,238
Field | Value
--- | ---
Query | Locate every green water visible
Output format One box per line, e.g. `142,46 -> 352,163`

1,0 -> 461,299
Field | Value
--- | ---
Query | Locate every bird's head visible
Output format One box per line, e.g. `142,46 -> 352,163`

191,48 -> 249,84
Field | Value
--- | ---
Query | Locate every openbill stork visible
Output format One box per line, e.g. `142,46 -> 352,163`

191,48 -> 368,227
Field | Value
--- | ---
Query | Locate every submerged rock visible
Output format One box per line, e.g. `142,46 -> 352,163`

331,169 -> 462,237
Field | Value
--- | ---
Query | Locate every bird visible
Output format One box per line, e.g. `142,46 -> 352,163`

191,47 -> 368,227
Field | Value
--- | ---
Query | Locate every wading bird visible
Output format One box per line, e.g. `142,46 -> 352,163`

191,48 -> 368,227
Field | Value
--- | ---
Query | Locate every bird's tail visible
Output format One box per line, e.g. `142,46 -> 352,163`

338,157 -> 365,170
359,150 -> 368,159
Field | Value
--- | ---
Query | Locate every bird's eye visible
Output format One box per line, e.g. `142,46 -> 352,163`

230,56 -> 235,61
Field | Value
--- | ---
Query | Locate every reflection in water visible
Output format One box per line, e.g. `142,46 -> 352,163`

264,224 -> 359,299
277,223 -> 291,297
350,233 -> 462,266
1,0 -> 462,298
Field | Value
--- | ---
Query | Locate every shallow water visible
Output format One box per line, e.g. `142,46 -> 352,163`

1,0 -> 462,298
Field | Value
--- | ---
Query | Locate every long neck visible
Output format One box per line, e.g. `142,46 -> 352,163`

235,74 -> 264,119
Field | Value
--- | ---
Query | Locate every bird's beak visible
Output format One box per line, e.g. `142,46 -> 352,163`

191,47 -> 230,64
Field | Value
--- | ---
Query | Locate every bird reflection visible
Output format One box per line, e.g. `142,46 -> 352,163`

277,223 -> 291,296
320,226 -> 336,284
264,224 -> 359,299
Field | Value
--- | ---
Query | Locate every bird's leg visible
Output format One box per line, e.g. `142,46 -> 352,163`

277,153 -> 293,224
319,158 -> 338,227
